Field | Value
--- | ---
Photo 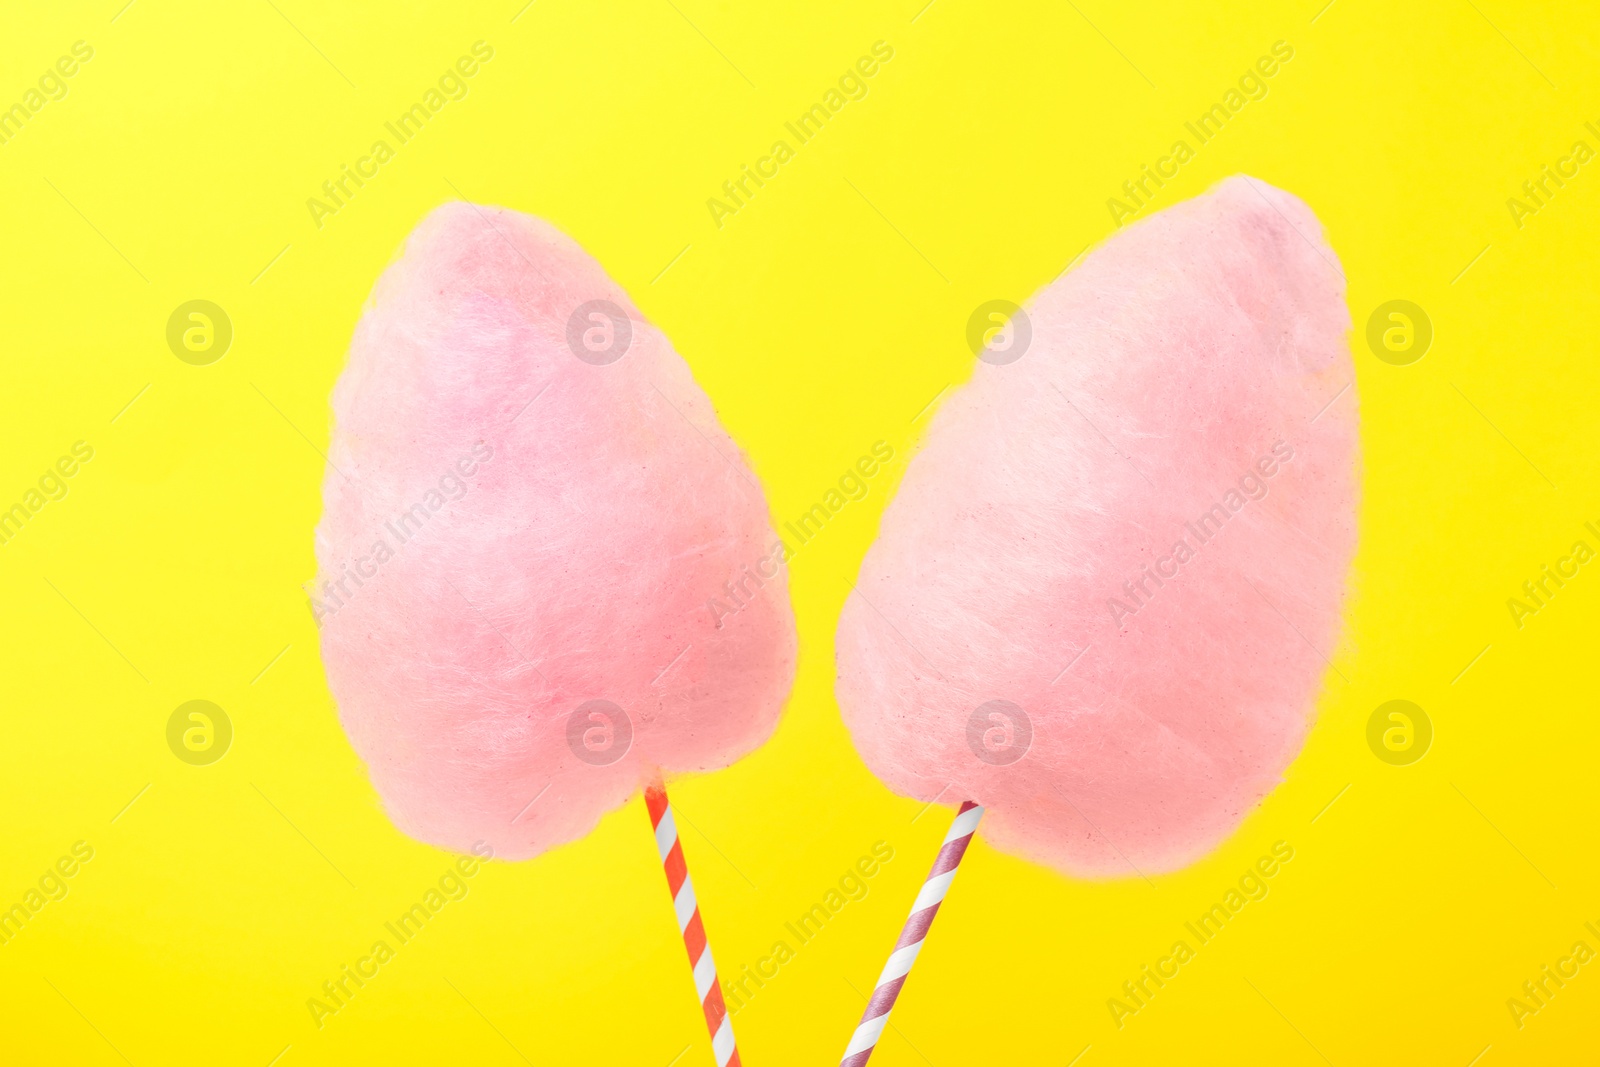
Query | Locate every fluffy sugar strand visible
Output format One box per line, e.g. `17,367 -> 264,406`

316,203 -> 796,860
835,176 -> 1359,877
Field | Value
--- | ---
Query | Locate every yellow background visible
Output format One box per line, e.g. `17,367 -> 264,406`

2,0 -> 1597,1063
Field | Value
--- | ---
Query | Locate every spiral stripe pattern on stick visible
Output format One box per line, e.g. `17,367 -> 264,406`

840,801 -> 984,1067
646,780 -> 742,1067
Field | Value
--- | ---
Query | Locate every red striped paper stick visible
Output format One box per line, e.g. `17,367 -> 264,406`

645,778 -> 741,1067
840,801 -> 984,1067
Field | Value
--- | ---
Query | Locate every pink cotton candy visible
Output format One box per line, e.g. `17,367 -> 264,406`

836,176 -> 1359,878
315,202 -> 795,861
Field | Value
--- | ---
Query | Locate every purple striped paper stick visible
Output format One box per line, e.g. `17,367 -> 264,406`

840,800 -> 984,1066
